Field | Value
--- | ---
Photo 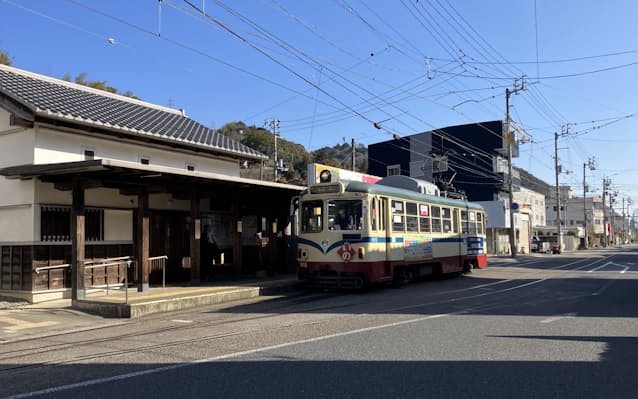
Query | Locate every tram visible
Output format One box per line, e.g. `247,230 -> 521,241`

295,170 -> 487,288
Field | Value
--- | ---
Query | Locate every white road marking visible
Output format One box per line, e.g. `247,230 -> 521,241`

5,312 -> 456,399
540,312 -> 576,324
5,255 -> 624,399
588,262 -> 614,273
169,319 -> 193,324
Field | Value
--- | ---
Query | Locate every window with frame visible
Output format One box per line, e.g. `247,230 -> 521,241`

83,149 -> 95,160
370,198 -> 378,231
391,200 -> 405,232
419,203 -> 430,233
387,164 -> 401,176
452,209 -> 459,233
328,200 -> 363,231
301,200 -> 323,233
442,207 -> 452,233
431,205 -> 441,233
406,202 -> 418,232
40,206 -> 104,241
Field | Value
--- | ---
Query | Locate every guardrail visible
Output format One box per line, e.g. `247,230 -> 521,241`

34,264 -> 71,274
148,255 -> 168,289
34,255 -> 167,303
84,257 -> 134,300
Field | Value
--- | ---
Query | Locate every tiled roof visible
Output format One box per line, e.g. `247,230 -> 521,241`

0,65 -> 266,160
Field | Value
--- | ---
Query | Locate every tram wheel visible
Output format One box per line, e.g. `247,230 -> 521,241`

392,268 -> 413,287
463,262 -> 474,274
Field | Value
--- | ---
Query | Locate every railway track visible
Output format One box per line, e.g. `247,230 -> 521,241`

0,255 -> 613,375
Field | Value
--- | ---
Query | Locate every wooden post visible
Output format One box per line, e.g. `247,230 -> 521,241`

232,200 -> 243,278
190,195 -> 201,284
136,192 -> 150,292
71,179 -> 85,302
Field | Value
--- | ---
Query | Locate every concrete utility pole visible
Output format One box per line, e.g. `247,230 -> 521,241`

602,178 -> 611,247
271,119 -> 280,182
505,77 -> 525,258
554,124 -> 571,252
352,138 -> 356,171
554,132 -> 562,251
582,157 -> 596,249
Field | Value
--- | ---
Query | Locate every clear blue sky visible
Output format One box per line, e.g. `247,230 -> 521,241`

1,0 -> 637,213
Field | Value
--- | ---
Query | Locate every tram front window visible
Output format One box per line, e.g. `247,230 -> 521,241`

328,200 -> 362,231
301,200 -> 323,233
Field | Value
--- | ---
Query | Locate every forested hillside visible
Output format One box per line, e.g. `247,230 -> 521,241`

218,121 -> 368,185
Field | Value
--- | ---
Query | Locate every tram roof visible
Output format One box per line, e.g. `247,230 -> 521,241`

343,180 -> 484,210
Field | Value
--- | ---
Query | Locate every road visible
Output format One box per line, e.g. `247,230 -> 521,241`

1,247 -> 637,398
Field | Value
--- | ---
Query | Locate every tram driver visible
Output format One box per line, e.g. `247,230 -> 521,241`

335,206 -> 354,230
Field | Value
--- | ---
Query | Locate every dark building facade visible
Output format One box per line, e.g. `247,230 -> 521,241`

368,121 -> 519,201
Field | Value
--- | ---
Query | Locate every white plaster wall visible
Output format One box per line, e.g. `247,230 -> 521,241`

104,209 -> 133,241
0,108 -> 11,131
34,127 -> 239,176
0,127 -> 35,168
149,193 -> 189,211
35,181 -> 137,208
0,206 -> 35,242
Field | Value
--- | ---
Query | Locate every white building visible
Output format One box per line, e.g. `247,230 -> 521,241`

0,64 -> 302,302
545,185 -> 605,247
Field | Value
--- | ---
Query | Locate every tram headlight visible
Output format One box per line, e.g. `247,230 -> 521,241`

319,169 -> 332,183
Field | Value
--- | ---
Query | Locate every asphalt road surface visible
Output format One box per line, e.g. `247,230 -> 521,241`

1,247 -> 637,398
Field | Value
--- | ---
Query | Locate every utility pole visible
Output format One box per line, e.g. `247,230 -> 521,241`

271,119 -> 280,182
622,197 -> 626,245
582,157 -> 596,249
553,124 -> 572,252
602,178 -> 611,247
505,77 -> 525,258
351,138 -> 356,171
554,131 -> 562,252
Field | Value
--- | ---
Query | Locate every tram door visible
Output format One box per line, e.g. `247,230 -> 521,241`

378,197 -> 392,277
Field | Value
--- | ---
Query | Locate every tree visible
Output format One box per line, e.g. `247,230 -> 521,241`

0,49 -> 13,66
62,72 -> 139,99
217,121 -> 369,184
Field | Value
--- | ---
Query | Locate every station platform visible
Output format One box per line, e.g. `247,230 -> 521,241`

73,275 -> 302,318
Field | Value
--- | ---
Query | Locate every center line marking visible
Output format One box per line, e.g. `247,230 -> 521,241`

540,312 -> 576,324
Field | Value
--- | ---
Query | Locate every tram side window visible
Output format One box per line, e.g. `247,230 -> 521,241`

431,205 -> 442,233
461,210 -> 469,234
419,203 -> 430,233
301,201 -> 323,233
453,208 -> 459,233
391,200 -> 405,232
468,211 -> 478,234
442,207 -> 452,233
328,200 -> 362,230
406,202 -> 419,232
370,198 -> 377,231
477,212 -> 484,235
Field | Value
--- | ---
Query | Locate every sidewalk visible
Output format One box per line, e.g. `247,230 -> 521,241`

0,275 -> 302,342
73,275 -> 302,318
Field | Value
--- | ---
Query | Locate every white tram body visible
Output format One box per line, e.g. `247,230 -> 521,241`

296,173 -> 487,288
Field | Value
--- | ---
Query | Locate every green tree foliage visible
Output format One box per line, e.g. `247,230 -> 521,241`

0,49 -> 13,66
62,72 -> 140,99
218,121 -> 369,184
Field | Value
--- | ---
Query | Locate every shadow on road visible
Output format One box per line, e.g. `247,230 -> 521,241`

2,334 -> 636,398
